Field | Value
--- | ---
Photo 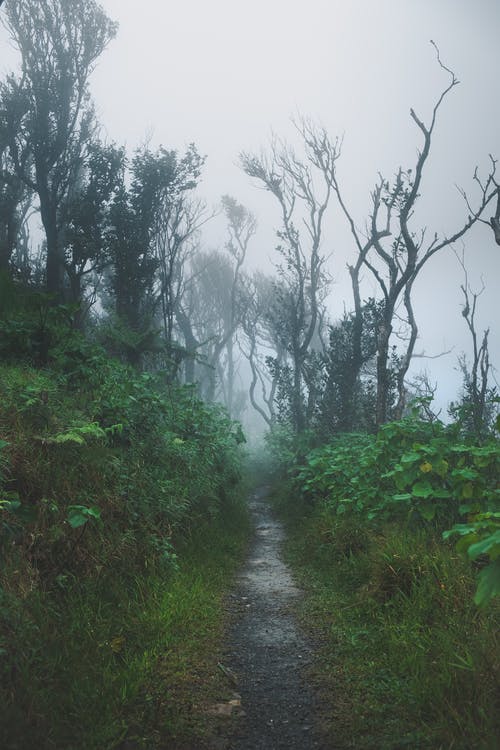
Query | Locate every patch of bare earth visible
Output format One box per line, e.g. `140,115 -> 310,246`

212,487 -> 332,750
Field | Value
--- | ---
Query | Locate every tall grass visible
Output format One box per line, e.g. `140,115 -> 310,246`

0,352 -> 250,749
279,496 -> 500,750
0,496 -> 250,750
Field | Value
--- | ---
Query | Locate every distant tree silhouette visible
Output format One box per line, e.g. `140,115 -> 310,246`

241,133 -> 336,432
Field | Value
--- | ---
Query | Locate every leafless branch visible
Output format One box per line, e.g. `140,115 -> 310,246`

412,348 -> 454,360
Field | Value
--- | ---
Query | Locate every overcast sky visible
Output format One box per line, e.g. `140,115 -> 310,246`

1,0 -> 499,412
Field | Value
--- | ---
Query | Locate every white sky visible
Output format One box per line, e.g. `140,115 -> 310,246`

1,0 -> 499,413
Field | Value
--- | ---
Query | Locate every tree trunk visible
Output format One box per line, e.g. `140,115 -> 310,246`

226,336 -> 235,415
39,194 -> 63,300
292,356 -> 305,433
0,223 -> 11,273
0,205 -> 20,273
175,306 -> 200,385
340,264 -> 365,430
375,317 -> 392,427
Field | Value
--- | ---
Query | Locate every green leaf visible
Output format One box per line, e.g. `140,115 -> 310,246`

452,468 -> 479,481
418,502 -> 437,521
474,559 -> 500,607
443,524 -> 474,540
67,505 -> 102,529
67,512 -> 88,528
394,472 -> 410,491
456,533 -> 479,555
0,495 -> 36,523
411,481 -> 433,499
52,423 -> 106,445
53,432 -> 85,445
401,451 -> 421,464
458,503 -> 481,515
434,459 -> 449,478
461,483 -> 475,500
467,531 -> 500,560
0,496 -> 21,512
433,488 -> 452,499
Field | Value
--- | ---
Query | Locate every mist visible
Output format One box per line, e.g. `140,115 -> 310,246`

1,4 -> 500,747
99,1 -> 498,418
1,0 -> 499,427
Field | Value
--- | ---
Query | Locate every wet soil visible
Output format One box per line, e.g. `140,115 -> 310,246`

218,486 -> 330,750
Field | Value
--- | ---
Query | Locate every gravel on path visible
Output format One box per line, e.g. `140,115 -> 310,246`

218,486 -> 331,750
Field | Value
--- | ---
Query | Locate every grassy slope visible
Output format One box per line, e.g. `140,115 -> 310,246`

1,493 -> 250,750
0,358 -> 251,749
276,492 -> 500,750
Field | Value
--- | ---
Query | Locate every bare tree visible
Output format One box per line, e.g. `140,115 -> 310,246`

241,132 -> 336,432
166,197 -> 252,398
461,161 -> 500,246
185,218 -> 250,415
305,43 -> 499,426
152,144 -> 207,374
453,249 -> 494,439
489,195 -> 500,244
219,195 -> 256,415
155,197 -> 204,357
239,271 -> 286,427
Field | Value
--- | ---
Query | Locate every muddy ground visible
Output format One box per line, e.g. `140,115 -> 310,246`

214,487 -> 332,750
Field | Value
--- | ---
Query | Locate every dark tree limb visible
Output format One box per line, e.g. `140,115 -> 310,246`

308,42 -> 497,426
488,177 -> 500,245
241,128 -> 334,432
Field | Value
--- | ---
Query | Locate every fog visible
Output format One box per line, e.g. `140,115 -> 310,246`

1,0 -> 499,416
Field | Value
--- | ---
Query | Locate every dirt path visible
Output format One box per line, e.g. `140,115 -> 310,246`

219,486 -> 328,749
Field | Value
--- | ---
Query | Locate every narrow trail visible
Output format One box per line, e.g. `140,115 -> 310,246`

220,486 -> 327,750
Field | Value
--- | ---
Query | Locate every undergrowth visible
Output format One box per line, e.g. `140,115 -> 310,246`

0,315 -> 249,749
278,496 -> 500,749
270,418 -> 500,750
0,497 -> 250,749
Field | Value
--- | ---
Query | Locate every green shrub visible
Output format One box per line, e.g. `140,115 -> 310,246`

0,334 -> 247,748
293,416 -> 500,604
282,500 -> 500,749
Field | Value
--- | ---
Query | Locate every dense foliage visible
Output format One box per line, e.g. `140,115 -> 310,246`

281,496 -> 500,749
290,415 -> 500,605
1,0 -> 499,746
0,287 -> 246,748
269,411 -> 499,747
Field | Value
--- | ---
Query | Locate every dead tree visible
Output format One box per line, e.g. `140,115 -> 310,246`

461,162 -> 500,246
241,133 -> 336,432
304,43 -> 499,426
489,189 -> 500,244
454,249 -> 493,439
219,195 -> 256,416
155,194 -> 209,364
239,271 -> 286,427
